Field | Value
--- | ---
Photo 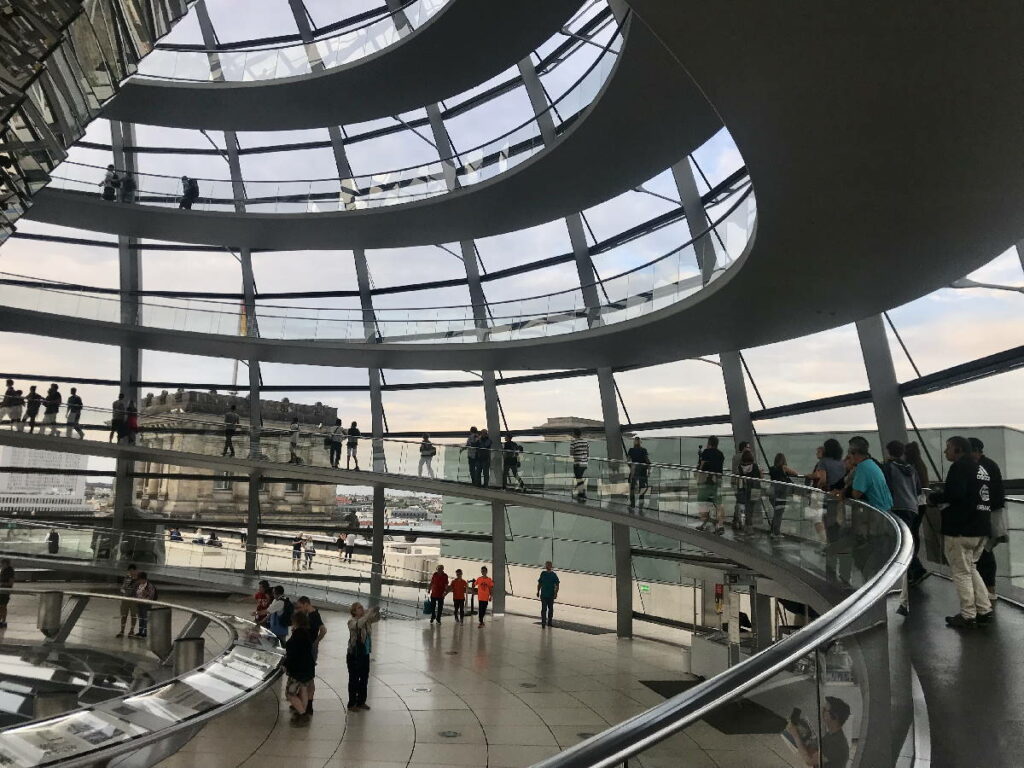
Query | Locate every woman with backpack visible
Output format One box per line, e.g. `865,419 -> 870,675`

346,602 -> 381,711
134,573 -> 157,638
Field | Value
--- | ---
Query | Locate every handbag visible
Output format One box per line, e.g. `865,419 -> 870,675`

422,598 -> 432,615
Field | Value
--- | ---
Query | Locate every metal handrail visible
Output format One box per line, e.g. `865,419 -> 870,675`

0,588 -> 284,768
529,511 -> 912,767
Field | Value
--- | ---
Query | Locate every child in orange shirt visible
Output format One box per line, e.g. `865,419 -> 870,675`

447,569 -> 469,624
475,566 -> 495,627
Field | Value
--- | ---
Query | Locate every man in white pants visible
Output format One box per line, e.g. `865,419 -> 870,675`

928,436 -> 992,629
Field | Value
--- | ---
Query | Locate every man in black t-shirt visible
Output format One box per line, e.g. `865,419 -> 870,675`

696,437 -> 726,533
626,437 -> 651,508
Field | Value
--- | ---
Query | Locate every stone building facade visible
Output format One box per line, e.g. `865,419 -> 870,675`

133,389 -> 337,519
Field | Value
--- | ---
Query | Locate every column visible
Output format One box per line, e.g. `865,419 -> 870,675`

668,156 -> 754,449
856,314 -> 908,449
519,52 -> 632,636
111,119 -> 140,530
195,1 -> 264,573
282,0 -> 389,600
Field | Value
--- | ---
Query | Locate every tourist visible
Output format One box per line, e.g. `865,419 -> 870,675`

344,531 -> 356,562
768,453 -> 800,537
904,441 -> 931,583
24,385 -> 41,434
502,433 -> 525,490
41,383 -> 61,436
848,441 -> 892,510
335,532 -> 346,559
0,558 -> 15,629
296,596 -> 326,713
785,696 -> 850,768
882,440 -> 923,616
110,393 -> 126,443
98,164 -> 120,201
461,426 -> 481,486
303,538 -> 316,569
346,421 -> 360,470
283,612 -> 315,725
266,586 -> 294,641
117,564 -> 139,637
569,428 -> 589,500
696,436 -> 726,534
733,448 -> 762,530
222,404 -> 239,456
253,579 -> 272,623
126,400 -> 139,444
206,531 -> 222,548
537,561 -> 559,628
64,387 -> 84,438
8,389 -> 23,431
475,566 -> 494,627
179,175 -> 199,209
929,436 -> 993,628
0,379 -> 14,427
168,527 -> 184,542
134,572 -> 157,638
970,437 -> 1005,609
296,596 -> 327,658
428,564 -> 448,624
46,528 -> 60,554
627,436 -> 651,509
119,171 -> 136,203
730,440 -> 752,524
291,534 -> 303,571
418,434 -> 436,478
477,428 -> 494,487
346,602 -> 380,711
327,418 -> 344,468
288,417 -> 301,464
447,568 -> 468,624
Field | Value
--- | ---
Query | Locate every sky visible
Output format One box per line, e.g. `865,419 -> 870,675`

1,0 -> 1022,477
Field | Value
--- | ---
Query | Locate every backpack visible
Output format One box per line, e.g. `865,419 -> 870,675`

279,597 -> 294,626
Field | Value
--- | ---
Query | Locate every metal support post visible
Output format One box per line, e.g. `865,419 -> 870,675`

670,157 -> 717,284
519,50 -> 633,636
244,469 -> 261,574
146,606 -> 173,659
856,314 -> 908,449
720,351 -> 754,450
172,637 -> 205,675
753,588 -> 773,652
111,119 -> 140,531
37,591 -> 63,638
669,156 -> 754,451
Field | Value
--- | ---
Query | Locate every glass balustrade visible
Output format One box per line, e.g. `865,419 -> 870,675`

0,404 -> 911,766
136,0 -> 451,83
0,180 -> 754,344
0,513 -> 428,618
0,588 -> 283,766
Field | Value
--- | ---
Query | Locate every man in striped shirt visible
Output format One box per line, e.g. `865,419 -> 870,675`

569,428 -> 589,500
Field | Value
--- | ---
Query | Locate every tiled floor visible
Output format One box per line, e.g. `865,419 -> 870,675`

142,593 -> 808,768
